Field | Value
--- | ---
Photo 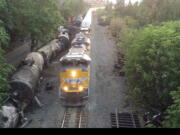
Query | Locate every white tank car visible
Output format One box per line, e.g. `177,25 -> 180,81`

81,9 -> 93,32
25,52 -> 44,71
81,7 -> 106,32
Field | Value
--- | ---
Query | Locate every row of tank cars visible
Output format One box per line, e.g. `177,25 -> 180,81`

0,9 -> 92,128
59,9 -> 92,107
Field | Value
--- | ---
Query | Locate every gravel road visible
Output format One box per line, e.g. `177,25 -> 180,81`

87,15 -> 129,128
25,15 -> 130,128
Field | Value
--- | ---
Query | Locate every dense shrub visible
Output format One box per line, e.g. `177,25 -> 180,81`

0,26 -> 9,48
123,21 -> 180,110
163,87 -> 180,128
59,0 -> 89,20
110,16 -> 139,38
110,18 -> 127,37
8,0 -> 66,43
0,51 -> 13,104
96,9 -> 115,25
0,27 -> 13,104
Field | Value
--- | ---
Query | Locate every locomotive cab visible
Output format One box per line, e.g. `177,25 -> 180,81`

59,53 -> 91,107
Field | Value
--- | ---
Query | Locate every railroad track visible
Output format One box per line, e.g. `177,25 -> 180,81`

111,109 -> 141,128
58,107 -> 88,128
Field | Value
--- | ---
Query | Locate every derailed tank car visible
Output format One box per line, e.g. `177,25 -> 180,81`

57,28 -> 71,51
24,52 -> 45,71
10,64 -> 41,109
0,103 -> 19,128
10,38 -> 69,111
10,52 -> 45,107
38,39 -> 62,65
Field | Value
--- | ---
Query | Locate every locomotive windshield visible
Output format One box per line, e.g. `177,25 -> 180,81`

61,59 -> 89,68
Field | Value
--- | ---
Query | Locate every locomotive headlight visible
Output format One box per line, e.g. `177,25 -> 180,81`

79,86 -> 84,92
71,71 -> 77,77
63,86 -> 69,92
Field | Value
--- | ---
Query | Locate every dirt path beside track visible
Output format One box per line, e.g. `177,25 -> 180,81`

87,15 -> 129,128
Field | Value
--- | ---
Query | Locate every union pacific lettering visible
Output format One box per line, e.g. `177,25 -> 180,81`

63,78 -> 88,84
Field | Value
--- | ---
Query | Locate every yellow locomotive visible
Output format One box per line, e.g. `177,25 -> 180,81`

59,47 -> 91,106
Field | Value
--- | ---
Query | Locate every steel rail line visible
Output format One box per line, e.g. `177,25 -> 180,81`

60,107 -> 87,128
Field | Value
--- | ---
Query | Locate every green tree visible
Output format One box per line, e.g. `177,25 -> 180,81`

123,22 -> 180,110
59,0 -> 89,20
0,25 -> 12,104
7,0 -> 65,44
0,50 -> 13,104
163,87 -> 180,128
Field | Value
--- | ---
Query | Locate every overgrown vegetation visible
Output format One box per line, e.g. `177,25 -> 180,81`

0,0 -> 88,105
99,0 -> 180,128
163,87 -> 180,128
123,22 -> 180,110
0,49 -> 13,104
0,26 -> 12,104
59,0 -> 89,20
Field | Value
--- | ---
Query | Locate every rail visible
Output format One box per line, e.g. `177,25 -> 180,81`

59,107 -> 87,128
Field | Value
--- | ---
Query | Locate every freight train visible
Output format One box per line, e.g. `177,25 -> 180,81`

59,9 -> 93,107
59,32 -> 91,107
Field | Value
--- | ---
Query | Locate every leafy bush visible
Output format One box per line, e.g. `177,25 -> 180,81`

0,27 -> 13,104
7,0 -> 66,43
123,21 -> 180,110
110,16 -> 139,38
0,54 -> 13,104
163,87 -> 180,128
0,26 -> 9,47
110,18 -> 127,37
59,0 -> 89,20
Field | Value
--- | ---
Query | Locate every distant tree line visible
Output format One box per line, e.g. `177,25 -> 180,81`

98,0 -> 180,128
115,0 -> 180,26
